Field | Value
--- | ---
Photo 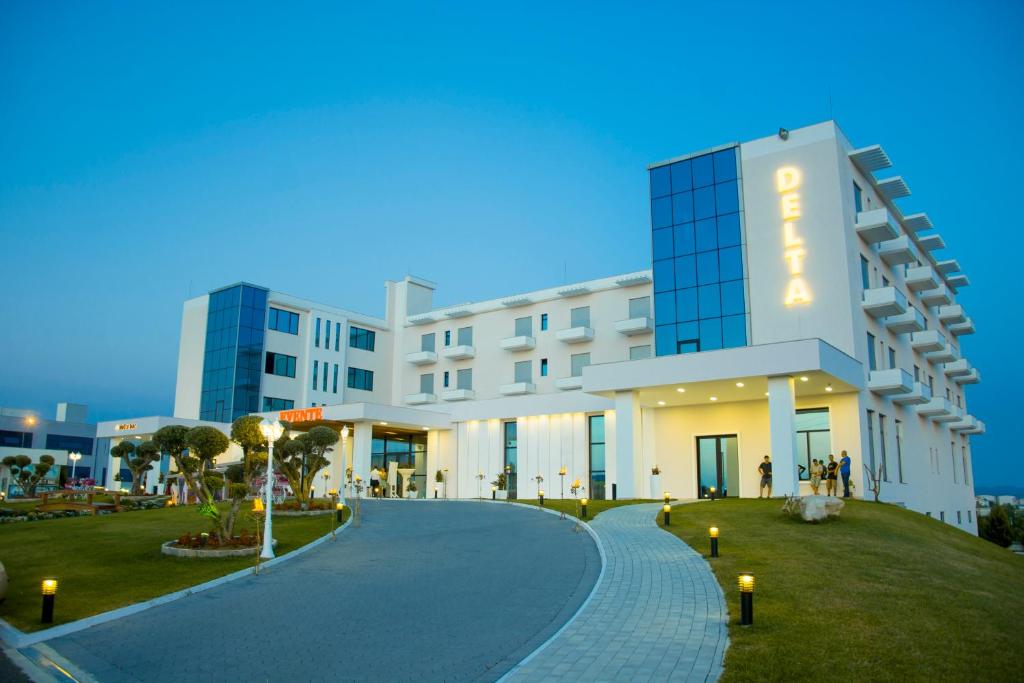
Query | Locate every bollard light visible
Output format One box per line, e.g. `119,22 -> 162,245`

41,579 -> 58,623
709,527 -> 720,558
336,502 -> 345,523
709,486 -> 716,501
738,573 -> 755,626
662,503 -> 671,526
491,485 -> 497,500
581,498 -> 588,519
253,497 -> 264,512
664,491 -> 671,504
539,490 -> 545,506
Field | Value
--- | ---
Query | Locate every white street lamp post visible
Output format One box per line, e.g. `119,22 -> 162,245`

259,418 -> 285,560
68,451 -> 82,486
339,425 -> 349,509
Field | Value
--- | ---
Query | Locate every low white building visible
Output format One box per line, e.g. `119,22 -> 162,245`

104,121 -> 982,532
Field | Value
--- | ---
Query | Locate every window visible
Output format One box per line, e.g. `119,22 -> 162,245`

514,360 -> 532,383
571,352 -> 591,377
421,333 -> 435,352
457,326 -> 473,346
200,284 -> 268,422
262,396 -> 295,411
540,358 -> 548,377
0,430 -> 33,448
895,419 -> 905,483
268,307 -> 299,334
349,326 -> 376,351
882,276 -> 889,287
514,316 -> 532,337
540,313 -> 548,331
322,361 -> 328,391
879,414 -> 889,482
888,347 -> 896,370
570,306 -> 591,328
629,296 -> 651,319
866,410 -> 876,475
45,434 -> 94,455
940,511 -> 946,523
589,415 -> 606,499
928,375 -> 934,394
951,441 -> 958,484
914,365 -> 920,382
443,371 -> 450,388
444,330 -> 451,346
347,367 -> 374,391
265,352 -> 296,378
456,368 -> 472,390
325,320 -> 331,349
968,510 -> 973,524
504,421 -> 518,498
335,322 -> 341,351
854,182 -> 863,213
962,444 -> 970,485
332,364 -> 339,393
795,408 -> 830,480
867,333 -> 877,371
313,360 -> 318,389
957,510 -> 962,524
315,318 -> 321,347
630,345 -> 651,361
420,373 -> 434,394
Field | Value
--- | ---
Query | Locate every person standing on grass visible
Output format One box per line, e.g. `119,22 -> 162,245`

757,455 -> 773,498
825,454 -> 839,496
840,450 -> 853,498
810,458 -> 824,495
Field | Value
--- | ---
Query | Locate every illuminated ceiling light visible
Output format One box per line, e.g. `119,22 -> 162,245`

826,384 -> 833,392
421,426 -> 429,430
736,382 -> 745,388
764,392 -> 770,396
657,400 -> 666,406
710,396 -> 718,402
379,421 -> 389,426
676,387 -> 686,393
800,376 -> 809,382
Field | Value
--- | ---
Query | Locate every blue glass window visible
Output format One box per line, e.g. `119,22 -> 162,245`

349,326 -> 376,351
540,313 -> 548,331
325,320 -> 331,349
692,154 -> 715,188
715,181 -> 739,214
315,318 -> 321,347
676,287 -> 698,322
673,223 -> 695,256
654,259 -> 675,292
347,367 -> 374,391
854,182 -> 863,213
655,324 -> 676,356
651,196 -> 672,228
693,186 -> 716,220
335,322 -> 341,351
264,352 -> 296,377
675,255 -> 697,289
313,360 -> 318,388
722,315 -> 747,348
713,148 -> 737,182
698,284 -> 722,318
653,228 -> 673,261
719,246 -> 744,281
655,291 -> 676,325
717,213 -> 741,248
268,307 -> 299,334
670,160 -> 692,193
45,434 -> 94,455
333,364 -> 339,393
200,284 -> 267,422
699,319 -> 723,350
650,166 -> 671,198
672,192 -> 694,223
262,396 -> 295,411
695,218 -> 717,252
696,251 -> 719,285
720,280 -> 746,316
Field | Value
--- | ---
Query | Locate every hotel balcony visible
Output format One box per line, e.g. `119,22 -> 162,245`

499,382 -> 536,396
916,397 -> 955,421
910,330 -> 945,354
861,287 -> 907,318
891,381 -> 932,406
868,368 -> 914,396
918,233 -> 945,252
938,305 -> 966,326
936,259 -> 961,276
885,308 -> 926,334
947,274 -> 970,291
963,420 -> 986,435
405,350 -> 438,365
953,368 -> 981,385
614,317 -> 655,336
500,335 -> 536,352
949,415 -> 979,432
555,376 -> 584,391
441,389 -> 475,401
878,235 -> 917,266
556,326 -> 595,344
404,393 -> 436,405
904,266 -> 940,292
934,406 -> 964,424
926,343 -> 957,364
919,285 -> 952,307
441,345 -> 476,360
943,358 -> 972,378
855,209 -> 898,244
949,319 -> 975,336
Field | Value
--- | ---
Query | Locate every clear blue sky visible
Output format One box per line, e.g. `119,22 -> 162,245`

1,1 -> 1019,488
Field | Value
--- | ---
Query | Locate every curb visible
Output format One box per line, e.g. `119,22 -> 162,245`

0,515 -> 353,650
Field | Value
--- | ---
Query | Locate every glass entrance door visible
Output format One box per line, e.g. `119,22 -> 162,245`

697,435 -> 739,498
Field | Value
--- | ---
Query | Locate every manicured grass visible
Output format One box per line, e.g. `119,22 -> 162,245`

660,498 -> 1024,682
516,498 -> 658,519
0,501 -> 347,632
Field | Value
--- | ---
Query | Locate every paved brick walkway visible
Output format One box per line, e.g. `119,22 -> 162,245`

44,500 -> 600,682
504,503 -> 728,682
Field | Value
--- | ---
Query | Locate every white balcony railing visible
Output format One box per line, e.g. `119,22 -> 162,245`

862,287 -> 907,318
500,336 -> 536,352
885,308 -> 926,334
555,376 -> 584,391
441,345 -> 476,360
949,319 -> 975,336
943,359 -> 971,378
404,393 -> 436,405
904,266 -> 940,292
878,235 -> 916,266
920,285 -> 952,307
405,350 -> 437,365
910,330 -> 945,354
499,382 -> 536,396
614,317 -> 654,336
441,389 -> 475,401
938,305 -> 966,326
916,397 -> 954,420
953,368 -> 981,385
868,368 -> 914,396
556,326 -> 595,344
855,209 -> 898,244
926,343 -> 957,365
891,381 -> 932,406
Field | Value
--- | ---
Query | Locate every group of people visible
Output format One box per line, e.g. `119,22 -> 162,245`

756,451 -> 853,498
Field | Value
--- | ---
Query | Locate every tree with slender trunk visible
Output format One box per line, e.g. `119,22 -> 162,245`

113,441 -> 162,495
274,426 -> 338,509
230,415 -> 268,493
2,454 -> 55,497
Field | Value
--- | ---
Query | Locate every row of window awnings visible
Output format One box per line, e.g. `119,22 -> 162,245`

848,144 -> 968,295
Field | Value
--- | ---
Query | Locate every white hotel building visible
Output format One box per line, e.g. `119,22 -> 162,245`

99,121 -> 982,531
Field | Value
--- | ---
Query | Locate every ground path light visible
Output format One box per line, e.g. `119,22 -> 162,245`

710,527 -> 719,558
539,489 -> 545,506
41,578 -> 57,624
663,491 -> 670,504
738,573 -> 755,626
581,497 -> 588,519
709,486 -> 717,501
662,503 -> 671,526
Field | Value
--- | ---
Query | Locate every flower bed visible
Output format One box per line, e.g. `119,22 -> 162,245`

161,538 -> 277,558
169,529 -> 262,550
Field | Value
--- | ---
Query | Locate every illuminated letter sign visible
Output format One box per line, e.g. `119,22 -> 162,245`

776,166 -> 812,306
115,423 -> 137,431
279,407 -> 323,423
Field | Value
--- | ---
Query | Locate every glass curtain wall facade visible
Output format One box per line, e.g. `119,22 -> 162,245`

650,146 -> 749,355
504,421 -> 518,498
371,432 -> 427,497
588,415 -> 606,500
199,284 -> 268,422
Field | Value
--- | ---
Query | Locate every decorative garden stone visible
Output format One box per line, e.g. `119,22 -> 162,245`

796,495 -> 845,522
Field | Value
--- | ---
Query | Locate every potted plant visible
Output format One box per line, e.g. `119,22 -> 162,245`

492,473 -> 508,500
650,465 -> 662,500
435,469 -> 445,498
405,479 -> 418,499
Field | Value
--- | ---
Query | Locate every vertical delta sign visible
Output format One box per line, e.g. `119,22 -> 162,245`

776,166 -> 812,307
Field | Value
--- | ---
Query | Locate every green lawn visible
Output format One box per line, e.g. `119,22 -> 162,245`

660,498 -> 1024,682
0,501 -> 347,632
516,498 -> 658,519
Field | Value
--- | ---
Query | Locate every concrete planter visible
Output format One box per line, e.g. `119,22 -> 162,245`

496,490 -> 508,500
161,539 -> 277,558
273,509 -> 332,517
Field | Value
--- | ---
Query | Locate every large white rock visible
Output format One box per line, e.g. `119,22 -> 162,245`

798,495 -> 845,522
